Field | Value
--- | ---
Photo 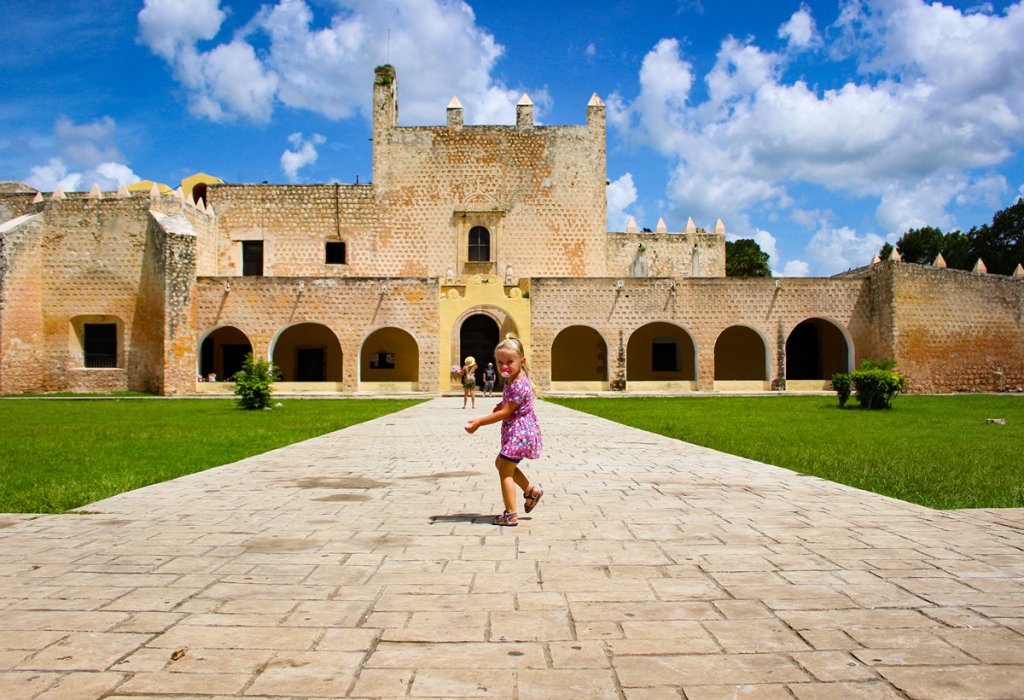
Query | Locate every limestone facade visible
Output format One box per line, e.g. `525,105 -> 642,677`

1,66 -> 1021,396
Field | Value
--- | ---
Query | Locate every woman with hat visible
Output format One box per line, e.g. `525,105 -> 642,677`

461,356 -> 478,409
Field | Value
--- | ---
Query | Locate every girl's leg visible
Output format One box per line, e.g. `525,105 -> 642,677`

512,466 -> 530,493
471,386 -> 476,408
494,456 -> 521,513
463,388 -> 468,408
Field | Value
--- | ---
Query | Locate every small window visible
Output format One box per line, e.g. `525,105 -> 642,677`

326,241 -> 347,264
242,241 -> 263,276
652,338 -> 678,372
84,324 -> 117,368
468,226 -> 490,262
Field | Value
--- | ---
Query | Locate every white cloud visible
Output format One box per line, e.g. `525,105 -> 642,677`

782,259 -> 810,277
281,132 -> 326,181
806,225 -> 889,275
25,158 -> 138,192
749,228 -> 779,268
138,0 -> 537,126
606,173 -> 638,231
610,0 -> 1024,272
778,5 -> 819,49
23,117 -> 138,192
585,42 -> 596,57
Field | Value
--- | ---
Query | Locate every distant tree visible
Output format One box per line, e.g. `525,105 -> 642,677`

895,226 -> 945,264
879,242 -> 894,260
725,239 -> 771,277
942,230 -> 973,270
967,197 -> 1024,275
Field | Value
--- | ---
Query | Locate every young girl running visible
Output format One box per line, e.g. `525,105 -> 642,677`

464,335 -> 543,526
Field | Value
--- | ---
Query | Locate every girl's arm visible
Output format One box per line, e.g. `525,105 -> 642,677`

465,401 -> 516,433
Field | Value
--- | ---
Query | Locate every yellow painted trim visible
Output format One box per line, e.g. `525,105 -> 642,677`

438,275 -> 531,390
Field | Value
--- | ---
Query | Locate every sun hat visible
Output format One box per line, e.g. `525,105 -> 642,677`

464,356 -> 476,366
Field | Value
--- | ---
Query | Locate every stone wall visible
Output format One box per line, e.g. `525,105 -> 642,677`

195,276 -> 440,391
529,276 -> 873,390
879,262 -> 1024,392
606,232 -> 726,278
371,66 -> 608,280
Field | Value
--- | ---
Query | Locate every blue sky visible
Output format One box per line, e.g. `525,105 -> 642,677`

2,0 -> 1023,276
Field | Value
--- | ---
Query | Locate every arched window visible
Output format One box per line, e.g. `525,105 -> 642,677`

468,226 -> 490,262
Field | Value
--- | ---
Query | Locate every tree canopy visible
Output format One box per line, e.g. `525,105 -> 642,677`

884,198 -> 1024,275
725,239 -> 772,277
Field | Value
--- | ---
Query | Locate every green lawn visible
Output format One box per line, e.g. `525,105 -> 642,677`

547,395 -> 1024,510
0,398 -> 422,513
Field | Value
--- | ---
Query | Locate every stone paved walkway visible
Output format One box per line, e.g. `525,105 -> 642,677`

1,397 -> 1023,699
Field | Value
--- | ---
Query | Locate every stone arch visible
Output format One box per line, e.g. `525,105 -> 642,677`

191,182 -> 208,207
198,325 -> 252,382
626,322 -> 697,385
551,325 -> 609,385
450,306 -> 519,386
786,317 -> 852,381
714,325 -> 769,382
270,322 -> 343,383
360,326 -> 419,389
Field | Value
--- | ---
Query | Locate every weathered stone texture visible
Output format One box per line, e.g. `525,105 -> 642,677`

880,263 -> 1024,392
607,232 -> 726,278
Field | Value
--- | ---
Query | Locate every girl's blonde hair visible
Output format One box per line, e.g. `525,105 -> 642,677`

495,333 -> 539,396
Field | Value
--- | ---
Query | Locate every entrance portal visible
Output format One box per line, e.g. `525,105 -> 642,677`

459,314 -> 500,386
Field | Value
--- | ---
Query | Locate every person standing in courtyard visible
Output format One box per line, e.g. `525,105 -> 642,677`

482,362 -> 497,397
464,335 -> 543,526
461,356 -> 477,409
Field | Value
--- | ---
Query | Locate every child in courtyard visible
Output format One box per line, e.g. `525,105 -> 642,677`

461,356 -> 478,409
464,335 -> 543,526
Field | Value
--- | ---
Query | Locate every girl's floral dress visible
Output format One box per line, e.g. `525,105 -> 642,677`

499,374 -> 543,461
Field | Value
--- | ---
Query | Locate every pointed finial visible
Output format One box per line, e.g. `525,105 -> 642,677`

685,217 -> 697,234
88,183 -> 101,198
149,183 -> 161,199
32,191 -> 43,203
187,192 -> 196,207
871,254 -> 881,265
517,93 -> 533,106
1013,263 -> 1024,278
933,253 -> 946,268
888,247 -> 902,261
587,93 -> 604,107
51,187 -> 65,201
116,184 -> 130,198
656,218 -> 667,233
447,96 -> 463,109
625,217 -> 639,233
973,258 -> 987,274
206,201 -> 214,215
174,186 -> 184,202
714,218 -> 726,235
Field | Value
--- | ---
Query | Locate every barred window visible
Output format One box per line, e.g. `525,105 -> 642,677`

84,324 -> 117,368
468,226 -> 490,262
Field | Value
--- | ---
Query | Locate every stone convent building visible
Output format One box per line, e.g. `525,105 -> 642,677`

1,65 -> 1022,396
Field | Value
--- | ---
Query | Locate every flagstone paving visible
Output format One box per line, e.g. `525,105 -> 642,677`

1,397 -> 1023,699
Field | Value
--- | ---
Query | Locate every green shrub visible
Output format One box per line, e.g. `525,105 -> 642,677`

831,373 -> 852,407
232,354 -> 278,410
851,359 -> 906,409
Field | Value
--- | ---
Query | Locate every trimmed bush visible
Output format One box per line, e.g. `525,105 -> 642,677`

831,373 -> 852,407
232,354 -> 278,410
851,359 -> 906,409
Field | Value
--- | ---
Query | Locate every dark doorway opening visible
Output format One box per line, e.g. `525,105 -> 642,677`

296,348 -> 326,381
459,314 -> 500,386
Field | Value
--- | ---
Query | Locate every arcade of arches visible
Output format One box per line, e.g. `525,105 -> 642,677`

195,316 -> 850,393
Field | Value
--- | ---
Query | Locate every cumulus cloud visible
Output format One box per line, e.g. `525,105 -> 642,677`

806,225 -> 889,273
779,5 -> 820,49
607,173 -> 639,231
782,259 -> 810,277
281,132 -> 326,181
138,0 -> 537,126
23,116 -> 138,192
610,0 -> 1024,274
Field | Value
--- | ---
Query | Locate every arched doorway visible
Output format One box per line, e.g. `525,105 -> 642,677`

786,318 -> 850,385
550,326 -> 608,388
626,322 -> 696,389
714,325 -> 768,389
459,314 -> 500,386
199,326 -> 252,382
360,327 -> 419,391
271,323 -> 343,384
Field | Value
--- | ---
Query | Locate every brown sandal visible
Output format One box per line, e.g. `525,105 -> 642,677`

524,485 -> 543,513
492,510 -> 519,526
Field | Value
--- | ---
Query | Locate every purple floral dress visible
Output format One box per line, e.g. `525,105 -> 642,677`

498,374 -> 543,461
